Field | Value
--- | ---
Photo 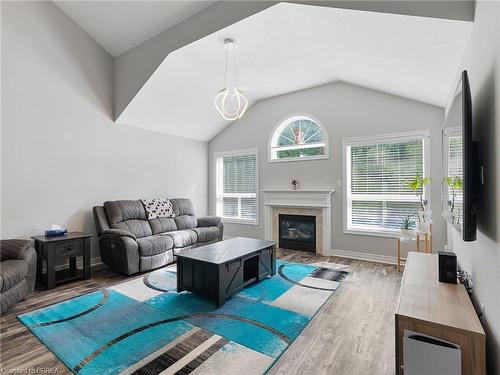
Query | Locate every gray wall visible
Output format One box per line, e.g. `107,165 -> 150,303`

209,82 -> 445,257
1,2 -> 208,259
446,1 -> 500,373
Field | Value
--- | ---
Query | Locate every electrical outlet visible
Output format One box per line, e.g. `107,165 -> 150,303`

337,179 -> 342,187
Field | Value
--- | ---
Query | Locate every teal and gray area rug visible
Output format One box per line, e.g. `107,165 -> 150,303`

18,259 -> 348,375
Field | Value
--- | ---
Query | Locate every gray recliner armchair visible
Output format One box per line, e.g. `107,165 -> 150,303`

0,239 -> 37,313
93,198 -> 223,275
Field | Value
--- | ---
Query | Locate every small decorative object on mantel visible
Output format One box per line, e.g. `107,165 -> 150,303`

291,178 -> 299,190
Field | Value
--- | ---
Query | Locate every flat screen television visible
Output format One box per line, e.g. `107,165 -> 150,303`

461,71 -> 477,241
442,70 -> 478,241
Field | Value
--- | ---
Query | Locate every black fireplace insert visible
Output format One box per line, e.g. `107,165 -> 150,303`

279,214 -> 316,252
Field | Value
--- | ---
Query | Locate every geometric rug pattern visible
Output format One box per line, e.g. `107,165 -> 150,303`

18,260 -> 348,375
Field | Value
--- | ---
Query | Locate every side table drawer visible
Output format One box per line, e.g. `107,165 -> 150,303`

54,240 -> 83,258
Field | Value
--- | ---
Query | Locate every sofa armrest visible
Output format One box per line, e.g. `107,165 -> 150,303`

0,240 -> 36,294
101,229 -> 137,240
0,239 -> 35,261
197,216 -> 224,241
98,235 -> 139,275
197,216 -> 222,227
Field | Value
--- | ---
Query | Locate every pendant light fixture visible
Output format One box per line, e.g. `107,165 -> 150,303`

214,38 -> 248,121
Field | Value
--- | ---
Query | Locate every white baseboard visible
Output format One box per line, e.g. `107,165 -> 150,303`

326,248 -> 401,266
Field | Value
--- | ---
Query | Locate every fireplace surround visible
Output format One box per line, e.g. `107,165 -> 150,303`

263,189 -> 335,255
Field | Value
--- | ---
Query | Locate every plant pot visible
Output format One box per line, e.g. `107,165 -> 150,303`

400,229 -> 414,239
451,210 -> 461,225
424,210 -> 432,221
416,221 -> 430,233
418,210 -> 432,222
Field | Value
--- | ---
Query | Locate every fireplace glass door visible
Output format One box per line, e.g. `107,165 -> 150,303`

279,214 -> 316,252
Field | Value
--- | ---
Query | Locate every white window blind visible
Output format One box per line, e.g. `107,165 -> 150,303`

344,132 -> 428,234
215,150 -> 257,223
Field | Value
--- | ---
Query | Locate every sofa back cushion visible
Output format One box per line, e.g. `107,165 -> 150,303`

149,217 -> 177,235
103,200 -> 152,238
171,198 -> 197,230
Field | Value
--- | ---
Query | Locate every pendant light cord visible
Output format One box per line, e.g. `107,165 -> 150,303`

224,45 -> 229,87
233,45 -> 237,88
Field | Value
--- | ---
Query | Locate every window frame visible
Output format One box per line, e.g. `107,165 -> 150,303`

342,130 -> 431,238
214,148 -> 259,225
268,113 -> 329,163
442,127 -> 462,220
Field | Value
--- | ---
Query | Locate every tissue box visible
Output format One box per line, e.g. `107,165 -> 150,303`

45,228 -> 68,237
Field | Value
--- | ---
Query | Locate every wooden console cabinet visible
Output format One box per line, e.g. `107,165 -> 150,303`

395,252 -> 485,375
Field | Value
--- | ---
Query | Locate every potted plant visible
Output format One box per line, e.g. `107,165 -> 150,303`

443,176 -> 462,224
400,216 -> 415,239
405,176 -> 432,232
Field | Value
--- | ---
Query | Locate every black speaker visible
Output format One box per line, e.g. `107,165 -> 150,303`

438,251 -> 457,284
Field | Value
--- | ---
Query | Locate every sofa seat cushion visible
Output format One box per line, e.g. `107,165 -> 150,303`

137,235 -> 174,257
1,259 -> 28,292
172,245 -> 196,255
163,230 -> 197,249
192,226 -> 220,243
139,250 -> 174,272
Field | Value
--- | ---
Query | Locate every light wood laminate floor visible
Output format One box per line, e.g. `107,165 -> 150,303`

0,249 -> 402,375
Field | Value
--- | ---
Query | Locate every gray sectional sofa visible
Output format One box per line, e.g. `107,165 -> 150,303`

93,198 -> 223,275
0,239 -> 37,313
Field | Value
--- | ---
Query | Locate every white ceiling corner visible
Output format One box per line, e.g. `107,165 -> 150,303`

53,1 -> 216,57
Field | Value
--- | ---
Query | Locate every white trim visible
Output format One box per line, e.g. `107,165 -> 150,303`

214,148 -> 259,225
343,130 -> 431,236
261,189 -> 335,193
268,154 -> 329,163
271,142 -> 326,152
268,113 -> 330,163
342,129 -> 430,146
327,248 -> 400,266
343,228 -> 402,238
220,217 -> 260,226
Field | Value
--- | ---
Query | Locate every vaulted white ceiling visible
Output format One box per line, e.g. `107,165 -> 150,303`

54,1 -> 216,56
116,2 -> 472,141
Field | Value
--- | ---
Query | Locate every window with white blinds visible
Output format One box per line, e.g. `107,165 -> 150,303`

344,131 -> 429,235
215,149 -> 258,223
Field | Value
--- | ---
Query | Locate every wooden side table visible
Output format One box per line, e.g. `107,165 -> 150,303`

32,231 -> 92,289
396,224 -> 433,272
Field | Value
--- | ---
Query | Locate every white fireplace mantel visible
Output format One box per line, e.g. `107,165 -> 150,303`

262,189 -> 335,254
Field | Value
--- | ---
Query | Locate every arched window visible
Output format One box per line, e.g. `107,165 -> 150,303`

269,115 -> 328,161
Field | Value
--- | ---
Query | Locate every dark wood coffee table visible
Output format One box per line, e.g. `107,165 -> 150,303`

176,237 -> 276,306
